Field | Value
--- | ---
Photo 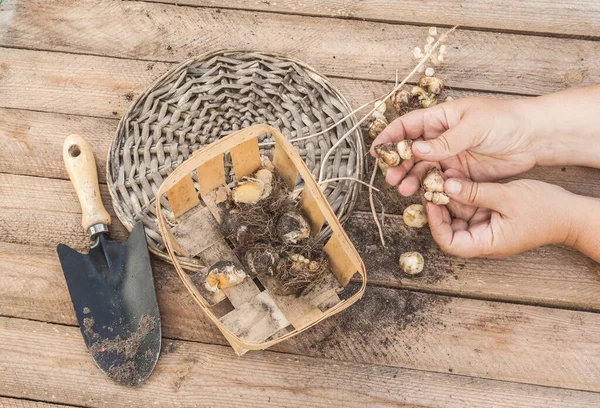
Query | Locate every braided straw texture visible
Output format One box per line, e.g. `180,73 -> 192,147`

107,50 -> 364,266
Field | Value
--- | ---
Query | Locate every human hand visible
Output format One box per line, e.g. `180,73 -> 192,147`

370,97 -> 538,196
426,176 -> 580,258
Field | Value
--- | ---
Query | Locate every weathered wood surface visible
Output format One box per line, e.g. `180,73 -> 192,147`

2,240 -> 600,391
3,317 -> 599,408
2,172 -> 599,310
0,47 -> 512,121
1,0 -> 599,95
132,0 -> 600,38
0,398 -> 74,408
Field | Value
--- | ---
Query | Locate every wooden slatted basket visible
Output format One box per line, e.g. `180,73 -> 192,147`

156,124 -> 366,355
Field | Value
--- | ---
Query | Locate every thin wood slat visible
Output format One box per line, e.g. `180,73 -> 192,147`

2,241 -> 600,390
1,1 -> 599,96
197,153 -> 226,196
165,174 -> 199,218
132,0 -> 600,38
3,316 -> 600,408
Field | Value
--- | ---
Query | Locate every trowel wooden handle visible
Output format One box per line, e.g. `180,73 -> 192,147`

63,135 -> 111,236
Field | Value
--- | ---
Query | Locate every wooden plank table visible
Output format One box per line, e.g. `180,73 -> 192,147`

1,0 -> 600,406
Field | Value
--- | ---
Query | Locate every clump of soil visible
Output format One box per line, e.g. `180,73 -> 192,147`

89,315 -> 156,359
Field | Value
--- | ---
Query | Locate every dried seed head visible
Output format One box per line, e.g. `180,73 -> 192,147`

403,204 -> 428,228
245,248 -> 279,276
378,159 -> 389,176
417,65 -> 425,73
428,27 -> 438,36
419,76 -> 444,95
368,117 -> 388,140
392,89 -> 411,111
425,67 -> 435,77
439,44 -> 447,55
439,33 -> 448,43
399,252 -> 425,275
205,261 -> 247,292
276,211 -> 311,243
427,36 -> 435,44
374,143 -> 401,167
413,46 -> 424,59
423,167 -> 444,193
424,43 -> 432,53
396,139 -> 414,161
232,179 -> 265,204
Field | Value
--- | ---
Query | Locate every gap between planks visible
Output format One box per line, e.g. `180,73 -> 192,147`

1,314 -> 600,407
124,0 -> 600,41
1,0 -> 599,96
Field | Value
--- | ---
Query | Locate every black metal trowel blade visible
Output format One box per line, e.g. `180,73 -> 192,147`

57,222 -> 161,387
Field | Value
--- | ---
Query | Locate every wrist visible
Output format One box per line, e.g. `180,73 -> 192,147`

522,86 -> 600,168
560,194 -> 600,262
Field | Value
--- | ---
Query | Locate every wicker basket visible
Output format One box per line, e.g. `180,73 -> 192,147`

156,124 -> 366,355
107,51 -> 364,269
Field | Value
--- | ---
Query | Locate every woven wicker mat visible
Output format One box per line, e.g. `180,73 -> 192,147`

107,50 -> 364,267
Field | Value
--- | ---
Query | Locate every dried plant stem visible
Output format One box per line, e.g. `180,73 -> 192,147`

293,177 -> 380,195
370,159 -> 386,247
317,25 -> 458,182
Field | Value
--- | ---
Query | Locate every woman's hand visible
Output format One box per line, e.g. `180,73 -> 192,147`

426,176 -> 587,258
371,97 -> 539,196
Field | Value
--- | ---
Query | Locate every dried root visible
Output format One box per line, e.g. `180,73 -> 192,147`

274,254 -> 329,296
422,168 -> 450,205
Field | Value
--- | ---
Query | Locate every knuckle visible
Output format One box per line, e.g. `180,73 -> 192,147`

436,134 -> 452,153
466,182 -> 480,204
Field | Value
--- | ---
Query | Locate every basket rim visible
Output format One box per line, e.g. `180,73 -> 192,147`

107,49 -> 365,270
155,124 -> 367,352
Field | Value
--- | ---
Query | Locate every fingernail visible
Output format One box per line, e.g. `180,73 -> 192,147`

445,179 -> 462,195
413,141 -> 431,154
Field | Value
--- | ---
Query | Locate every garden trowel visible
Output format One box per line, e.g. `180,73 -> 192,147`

57,134 -> 161,387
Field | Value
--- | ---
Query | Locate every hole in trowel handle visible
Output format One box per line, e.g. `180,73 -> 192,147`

68,144 -> 81,158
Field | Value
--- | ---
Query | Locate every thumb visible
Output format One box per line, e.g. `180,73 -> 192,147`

412,126 -> 475,161
444,178 -> 505,210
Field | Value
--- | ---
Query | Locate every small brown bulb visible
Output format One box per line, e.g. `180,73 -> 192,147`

232,180 -> 264,204
419,76 -> 444,95
374,140 -> 413,167
245,248 -> 279,276
374,143 -> 400,167
403,204 -> 428,228
205,261 -> 247,292
392,89 -> 411,111
378,160 -> 389,176
368,117 -> 388,140
276,211 -> 311,243
399,252 -> 424,275
423,167 -> 444,193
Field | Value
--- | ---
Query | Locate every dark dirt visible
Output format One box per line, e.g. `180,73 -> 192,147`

89,315 -> 156,359
107,361 -> 137,386
292,284 -> 451,357
345,212 -> 455,285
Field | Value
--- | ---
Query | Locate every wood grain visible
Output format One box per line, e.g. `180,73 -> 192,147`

0,47 -> 512,121
1,173 -> 599,310
130,0 -> 600,38
2,317 -> 600,408
1,0 -> 599,95
2,239 -> 600,390
0,398 -> 75,408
